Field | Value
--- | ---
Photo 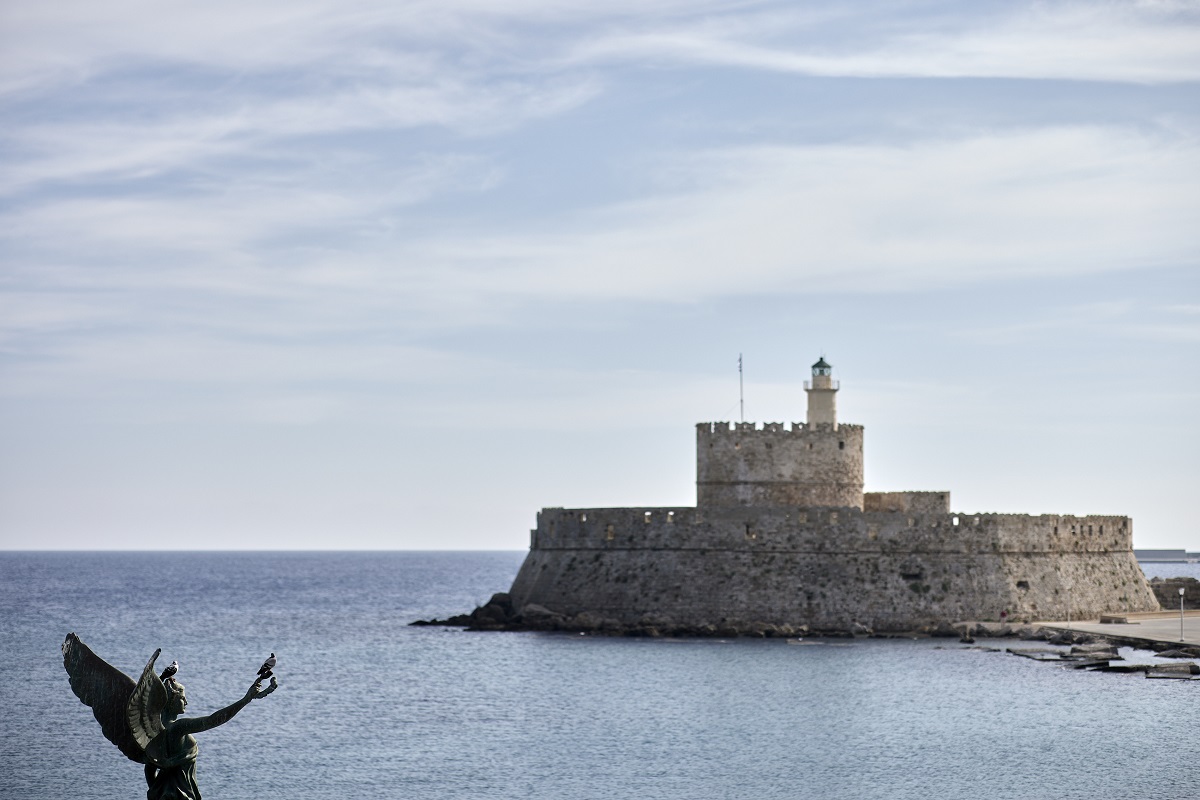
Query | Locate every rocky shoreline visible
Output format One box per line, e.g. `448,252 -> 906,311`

412,592 -> 1200,680
410,591 -> 1200,646
411,592 -> 904,638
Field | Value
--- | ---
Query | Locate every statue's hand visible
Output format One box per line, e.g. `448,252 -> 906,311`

246,676 -> 278,701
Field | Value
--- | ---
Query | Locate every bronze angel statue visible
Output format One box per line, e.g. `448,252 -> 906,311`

62,633 -> 277,799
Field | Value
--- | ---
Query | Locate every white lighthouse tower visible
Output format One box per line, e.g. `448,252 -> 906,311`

805,356 -> 838,427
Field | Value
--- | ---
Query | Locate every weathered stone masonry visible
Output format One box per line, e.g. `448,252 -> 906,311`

506,359 -> 1159,632
697,422 -> 864,509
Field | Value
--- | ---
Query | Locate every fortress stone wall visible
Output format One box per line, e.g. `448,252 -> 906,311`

503,359 -> 1160,633
508,506 -> 1156,631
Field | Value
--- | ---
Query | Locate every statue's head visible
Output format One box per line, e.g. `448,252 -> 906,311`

164,678 -> 188,716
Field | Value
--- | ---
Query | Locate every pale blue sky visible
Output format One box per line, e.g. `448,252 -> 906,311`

2,1 -> 1197,550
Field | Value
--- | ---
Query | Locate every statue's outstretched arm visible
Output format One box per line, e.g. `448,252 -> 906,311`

174,677 -> 277,735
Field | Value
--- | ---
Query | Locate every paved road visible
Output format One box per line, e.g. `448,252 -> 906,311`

1036,610 -> 1200,648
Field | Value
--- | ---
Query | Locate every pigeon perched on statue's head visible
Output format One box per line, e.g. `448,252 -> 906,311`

257,653 -> 276,678
160,660 -> 178,681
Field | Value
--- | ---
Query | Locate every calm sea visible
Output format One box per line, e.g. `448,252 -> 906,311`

2,552 -> 1197,800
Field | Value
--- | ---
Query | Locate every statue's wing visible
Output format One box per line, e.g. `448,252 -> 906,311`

126,648 -> 167,752
61,633 -> 148,763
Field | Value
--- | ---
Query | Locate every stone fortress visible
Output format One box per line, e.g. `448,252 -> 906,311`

501,358 -> 1160,634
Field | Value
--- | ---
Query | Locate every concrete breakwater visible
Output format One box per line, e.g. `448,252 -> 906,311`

1005,639 -> 1200,679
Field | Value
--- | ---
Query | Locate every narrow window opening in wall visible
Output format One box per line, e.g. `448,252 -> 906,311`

1088,525 -> 1093,535
867,524 -> 878,540
1016,580 -> 1030,590
581,513 -> 587,522
644,512 -> 651,523
765,442 -> 772,449
1054,526 -> 1058,534
807,443 -> 813,450
908,518 -> 915,527
734,442 -> 741,449
952,516 -> 960,526
973,517 -> 980,526
829,511 -> 839,524
797,511 -> 808,524
667,511 -> 675,523
745,523 -> 755,539
1099,525 -> 1103,535
605,525 -> 614,541
838,441 -> 845,450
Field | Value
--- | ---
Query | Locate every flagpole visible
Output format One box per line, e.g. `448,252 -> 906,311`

738,354 -> 744,423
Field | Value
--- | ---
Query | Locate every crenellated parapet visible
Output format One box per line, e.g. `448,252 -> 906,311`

864,491 -> 950,514
529,505 -> 1136,557
696,421 -> 864,509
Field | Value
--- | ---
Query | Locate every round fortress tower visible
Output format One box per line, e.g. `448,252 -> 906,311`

696,357 -> 864,509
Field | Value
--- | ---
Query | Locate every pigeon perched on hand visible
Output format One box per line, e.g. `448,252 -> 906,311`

257,653 -> 276,679
160,660 -> 178,681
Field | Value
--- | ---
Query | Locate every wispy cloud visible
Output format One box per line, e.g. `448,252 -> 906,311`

4,124 -> 1195,346
411,126 -> 1199,300
4,2 -> 1196,281
1,76 -> 597,196
7,2 -> 1198,93
564,3 -> 1200,83
5,2 -> 1198,172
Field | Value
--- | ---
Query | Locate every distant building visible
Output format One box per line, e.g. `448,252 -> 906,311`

506,358 -> 1160,632
1135,549 -> 1194,562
